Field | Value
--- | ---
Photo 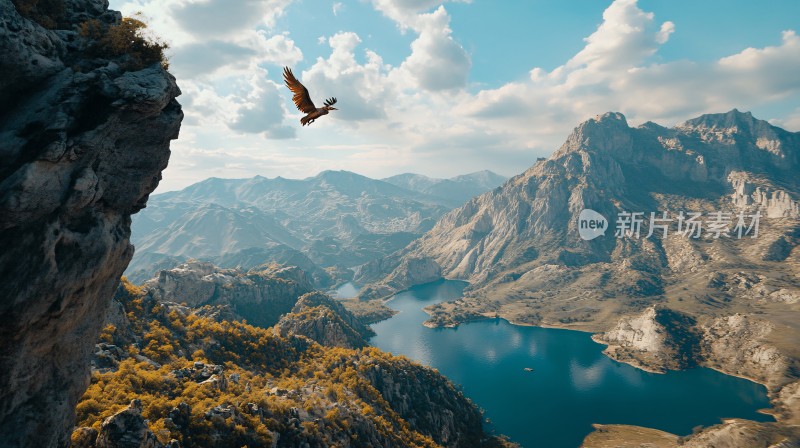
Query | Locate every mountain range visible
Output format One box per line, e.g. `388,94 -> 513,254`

382,170 -> 508,207
126,170 -> 506,284
357,110 -> 800,445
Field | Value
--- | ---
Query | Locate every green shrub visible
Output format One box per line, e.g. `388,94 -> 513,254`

79,14 -> 169,71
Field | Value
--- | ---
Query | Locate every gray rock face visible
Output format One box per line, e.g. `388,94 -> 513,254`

594,306 -> 701,372
144,261 -> 314,328
729,172 -> 800,218
0,1 -> 181,446
95,400 -> 162,448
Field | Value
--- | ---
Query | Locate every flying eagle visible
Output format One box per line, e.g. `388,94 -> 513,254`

283,67 -> 338,126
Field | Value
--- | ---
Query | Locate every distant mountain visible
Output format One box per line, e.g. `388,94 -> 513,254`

128,170 -> 500,284
383,170 -> 507,206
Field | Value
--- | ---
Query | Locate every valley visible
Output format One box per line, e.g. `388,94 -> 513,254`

116,110 -> 800,447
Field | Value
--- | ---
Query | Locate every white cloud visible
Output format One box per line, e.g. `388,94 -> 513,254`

257,32 -> 304,68
332,2 -> 343,16
169,40 -> 256,78
171,0 -> 294,38
396,6 -> 470,91
300,32 -> 392,121
229,68 -> 296,139
370,0 -> 469,30
108,0 -> 800,193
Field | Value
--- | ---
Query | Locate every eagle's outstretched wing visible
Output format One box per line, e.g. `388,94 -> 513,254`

283,67 -> 316,113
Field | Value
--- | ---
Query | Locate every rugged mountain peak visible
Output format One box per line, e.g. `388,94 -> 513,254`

0,1 -> 182,445
552,111 -> 633,161
679,108 -> 759,132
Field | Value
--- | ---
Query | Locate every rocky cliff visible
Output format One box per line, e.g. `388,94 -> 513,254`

275,291 -> 375,348
137,261 -> 374,349
144,260 -> 314,328
0,0 -> 182,446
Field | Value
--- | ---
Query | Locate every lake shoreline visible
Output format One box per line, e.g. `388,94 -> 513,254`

368,279 -> 780,447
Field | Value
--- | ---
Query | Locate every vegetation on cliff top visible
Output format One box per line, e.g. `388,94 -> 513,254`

79,14 -> 170,70
73,279 -> 514,447
12,0 -> 168,70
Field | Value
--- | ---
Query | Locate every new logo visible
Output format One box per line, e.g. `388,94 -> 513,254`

578,209 -> 607,240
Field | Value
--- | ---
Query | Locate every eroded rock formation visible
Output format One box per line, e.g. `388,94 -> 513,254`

0,0 -> 181,446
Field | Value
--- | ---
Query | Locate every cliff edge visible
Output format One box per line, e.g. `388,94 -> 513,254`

0,0 -> 182,446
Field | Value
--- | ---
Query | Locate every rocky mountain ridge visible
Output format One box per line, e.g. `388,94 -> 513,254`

127,170 -> 477,284
137,260 -> 376,349
382,170 -> 507,207
0,0 -> 182,446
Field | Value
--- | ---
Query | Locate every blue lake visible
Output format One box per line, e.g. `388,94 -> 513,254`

367,279 -> 774,448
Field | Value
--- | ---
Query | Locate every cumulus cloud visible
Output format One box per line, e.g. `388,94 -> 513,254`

300,32 -> 392,121
367,1 -> 471,91
567,0 -> 674,73
370,0 -> 469,30
109,0 -> 800,192
229,69 -> 296,139
397,6 -> 470,91
258,33 -> 304,67
461,0 -> 800,132
171,0 -> 294,37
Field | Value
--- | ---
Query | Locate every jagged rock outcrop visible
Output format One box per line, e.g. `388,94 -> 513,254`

729,172 -> 800,218
275,292 -> 374,348
358,355 -> 492,448
593,306 -> 701,372
595,308 -> 794,388
699,314 -> 793,389
144,261 -> 313,328
0,1 -> 182,446
73,399 -> 178,448
95,400 -> 162,448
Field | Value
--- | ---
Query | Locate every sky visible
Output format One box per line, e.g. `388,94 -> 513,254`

107,0 -> 800,192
